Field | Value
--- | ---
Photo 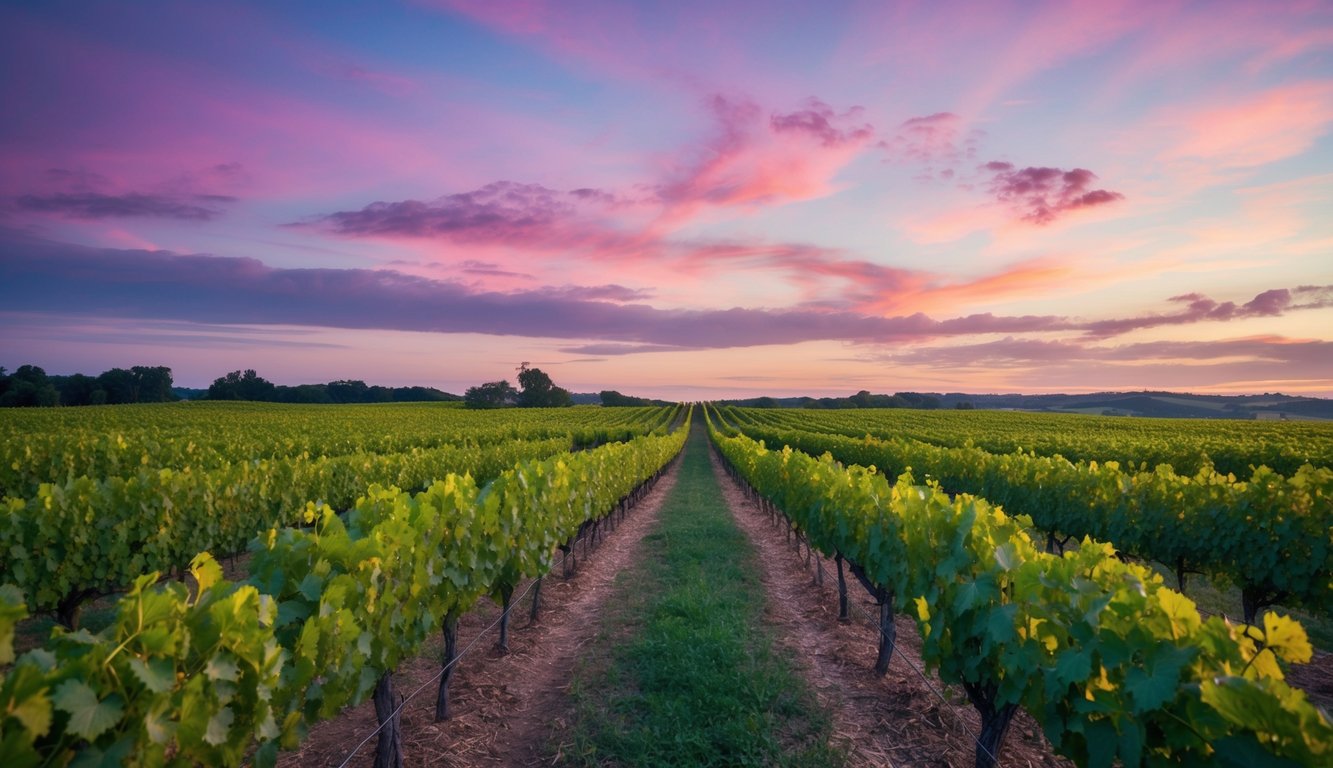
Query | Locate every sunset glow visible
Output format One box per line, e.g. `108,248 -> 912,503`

2,0 -> 1331,398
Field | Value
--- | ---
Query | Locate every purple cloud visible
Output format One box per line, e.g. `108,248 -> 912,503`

770,98 -> 874,148
457,259 -> 533,278
981,162 -> 1124,224
303,180 -> 645,259
15,191 -> 229,221
0,234 -> 1069,350
311,181 -> 577,240
882,112 -> 983,171
879,336 -> 1333,380
557,343 -> 687,355
4,235 -> 1326,354
1081,287 -> 1333,338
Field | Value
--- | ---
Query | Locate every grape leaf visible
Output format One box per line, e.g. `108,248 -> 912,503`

51,680 -> 123,741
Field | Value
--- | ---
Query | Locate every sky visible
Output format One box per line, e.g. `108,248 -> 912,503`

2,0 -> 1332,400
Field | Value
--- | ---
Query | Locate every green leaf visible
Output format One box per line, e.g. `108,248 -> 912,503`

127,657 -> 175,694
298,573 -> 323,603
3,665 -> 53,735
144,706 -> 176,744
1211,735 -> 1304,768
1052,647 -> 1093,691
0,583 -> 27,665
1116,718 -> 1145,768
68,737 -> 132,768
1084,718 -> 1118,768
51,679 -> 124,741
1124,644 -> 1193,713
205,706 -> 234,746
205,654 -> 240,682
986,604 -> 1018,645
953,580 -> 981,613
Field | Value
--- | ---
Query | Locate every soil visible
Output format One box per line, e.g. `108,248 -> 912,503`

276,456 -> 681,767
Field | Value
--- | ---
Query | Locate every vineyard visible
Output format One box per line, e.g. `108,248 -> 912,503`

1,401 -> 1331,767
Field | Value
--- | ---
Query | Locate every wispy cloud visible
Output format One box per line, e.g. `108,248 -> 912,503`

876,335 -> 1333,394
308,181 -> 613,241
1081,286 -> 1333,339
769,98 -> 873,148
15,191 -> 231,221
881,112 -> 983,173
1158,82 -> 1333,169
654,93 -> 877,217
0,234 -> 1068,349
7,235 -> 1325,355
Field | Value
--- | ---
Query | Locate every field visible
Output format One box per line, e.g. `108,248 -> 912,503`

2,402 -> 1331,767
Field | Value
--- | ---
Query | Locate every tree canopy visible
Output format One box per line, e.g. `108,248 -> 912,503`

516,365 -> 572,408
1,364 -> 178,407
208,369 -> 278,401
464,365 -> 572,409
463,380 -> 519,409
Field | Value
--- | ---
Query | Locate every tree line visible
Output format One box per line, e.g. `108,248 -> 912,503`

205,369 -> 459,404
3,362 -> 664,409
722,390 -> 964,409
0,364 -> 459,407
0,365 -> 176,407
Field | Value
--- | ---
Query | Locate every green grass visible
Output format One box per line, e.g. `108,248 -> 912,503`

559,423 -> 844,767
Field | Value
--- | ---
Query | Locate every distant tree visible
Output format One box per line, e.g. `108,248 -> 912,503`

327,379 -> 370,403
464,380 -> 518,409
516,365 -> 572,408
208,369 -> 277,401
97,367 -> 140,404
752,396 -> 779,408
391,386 -> 459,402
131,366 -> 175,402
54,373 -> 103,406
600,390 -> 653,407
0,365 -> 59,407
894,392 -> 941,410
281,384 -> 334,404
955,401 -> 975,410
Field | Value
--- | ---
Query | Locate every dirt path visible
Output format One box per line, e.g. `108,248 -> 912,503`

278,455 -> 681,767
708,445 -> 1072,768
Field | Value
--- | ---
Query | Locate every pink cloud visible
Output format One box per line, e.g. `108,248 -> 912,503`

0,233 -> 1072,351
981,162 -> 1124,224
884,258 -> 1076,315
881,112 -> 983,173
6,233 -> 1331,367
0,10 -> 509,207
881,335 -> 1333,374
1159,82 -> 1333,168
653,94 -> 877,222
769,99 -> 873,148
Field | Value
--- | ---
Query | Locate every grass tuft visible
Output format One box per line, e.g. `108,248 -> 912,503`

559,423 -> 843,767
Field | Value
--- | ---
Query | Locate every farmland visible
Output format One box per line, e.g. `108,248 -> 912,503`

2,401 -> 1332,767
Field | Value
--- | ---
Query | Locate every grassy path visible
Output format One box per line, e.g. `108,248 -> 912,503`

557,420 -> 844,767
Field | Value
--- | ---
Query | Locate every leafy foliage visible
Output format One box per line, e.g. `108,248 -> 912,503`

1,410 -> 689,765
707,405 -> 1332,767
